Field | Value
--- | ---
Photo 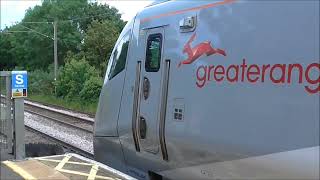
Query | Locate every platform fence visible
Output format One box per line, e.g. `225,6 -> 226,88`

0,71 -> 25,160
0,71 -> 13,152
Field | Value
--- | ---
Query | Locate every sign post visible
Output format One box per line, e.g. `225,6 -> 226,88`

11,71 -> 27,160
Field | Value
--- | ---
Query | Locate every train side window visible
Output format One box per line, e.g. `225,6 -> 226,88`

109,34 -> 130,80
145,34 -> 162,72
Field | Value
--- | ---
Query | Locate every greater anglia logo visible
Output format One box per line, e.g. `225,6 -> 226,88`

178,33 -> 226,67
179,33 -> 320,94
196,59 -> 320,94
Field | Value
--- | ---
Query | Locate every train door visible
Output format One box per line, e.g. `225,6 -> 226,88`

131,27 -> 169,161
140,28 -> 163,154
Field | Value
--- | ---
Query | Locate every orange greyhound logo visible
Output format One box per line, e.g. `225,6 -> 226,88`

178,33 -> 227,67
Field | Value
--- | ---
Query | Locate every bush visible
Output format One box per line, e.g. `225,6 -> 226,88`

55,56 -> 102,102
29,68 -> 55,95
80,76 -> 103,102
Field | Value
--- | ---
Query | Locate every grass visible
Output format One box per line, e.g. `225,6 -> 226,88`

28,94 -> 98,115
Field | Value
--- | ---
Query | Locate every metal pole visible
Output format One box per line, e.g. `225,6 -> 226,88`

13,98 -> 25,160
5,75 -> 13,154
53,21 -> 58,81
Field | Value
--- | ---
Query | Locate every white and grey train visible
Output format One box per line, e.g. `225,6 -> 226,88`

93,0 -> 319,179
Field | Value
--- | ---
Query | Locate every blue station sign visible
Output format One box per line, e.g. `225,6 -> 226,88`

11,71 -> 28,98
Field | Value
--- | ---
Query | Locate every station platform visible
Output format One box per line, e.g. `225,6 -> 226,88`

1,153 -> 136,180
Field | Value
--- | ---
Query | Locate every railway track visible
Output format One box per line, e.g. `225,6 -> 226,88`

25,101 -> 94,133
25,125 -> 94,159
1,95 -> 94,133
24,101 -> 95,158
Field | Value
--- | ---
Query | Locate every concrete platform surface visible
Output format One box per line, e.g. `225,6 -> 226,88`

1,153 -> 136,180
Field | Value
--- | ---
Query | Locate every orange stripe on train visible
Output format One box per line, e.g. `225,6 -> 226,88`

141,0 -> 237,23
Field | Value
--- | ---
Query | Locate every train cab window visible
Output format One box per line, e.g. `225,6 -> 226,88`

108,34 -> 130,80
145,34 -> 162,72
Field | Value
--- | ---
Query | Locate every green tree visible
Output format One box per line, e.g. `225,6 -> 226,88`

0,32 -> 15,70
0,0 -> 125,71
80,3 -> 126,32
83,20 -> 120,74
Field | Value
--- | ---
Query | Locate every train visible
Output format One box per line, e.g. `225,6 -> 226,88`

93,0 -> 320,179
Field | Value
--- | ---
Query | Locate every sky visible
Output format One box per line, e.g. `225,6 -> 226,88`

0,0 -> 152,30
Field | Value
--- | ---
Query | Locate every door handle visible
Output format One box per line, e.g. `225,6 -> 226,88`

143,77 -> 150,100
139,116 -> 147,139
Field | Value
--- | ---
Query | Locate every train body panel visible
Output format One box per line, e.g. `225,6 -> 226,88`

94,1 -> 320,179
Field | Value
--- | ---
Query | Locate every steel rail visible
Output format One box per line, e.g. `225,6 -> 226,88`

25,99 -> 95,118
25,109 -> 93,133
25,101 -> 94,123
1,94 -> 94,125
1,95 -> 94,123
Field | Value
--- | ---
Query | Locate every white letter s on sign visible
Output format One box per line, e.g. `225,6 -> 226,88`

16,75 -> 24,85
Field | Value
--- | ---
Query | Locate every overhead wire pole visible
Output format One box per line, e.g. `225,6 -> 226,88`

53,21 -> 58,81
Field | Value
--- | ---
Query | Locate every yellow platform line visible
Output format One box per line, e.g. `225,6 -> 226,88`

36,158 -> 93,166
58,169 -> 120,180
87,164 -> 99,180
2,161 -> 36,180
55,154 -> 72,171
